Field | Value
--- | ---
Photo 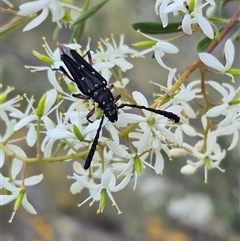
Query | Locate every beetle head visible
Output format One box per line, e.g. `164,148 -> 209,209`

104,103 -> 118,122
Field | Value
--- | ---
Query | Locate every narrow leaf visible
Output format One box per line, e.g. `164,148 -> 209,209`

71,0 -> 91,42
132,22 -> 182,34
73,0 -> 110,25
0,15 -> 35,44
197,27 -> 224,52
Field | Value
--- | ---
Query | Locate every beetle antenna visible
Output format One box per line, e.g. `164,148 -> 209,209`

84,116 -> 105,169
118,103 -> 180,123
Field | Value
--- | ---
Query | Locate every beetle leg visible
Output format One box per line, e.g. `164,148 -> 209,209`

59,66 -> 76,83
83,50 -> 93,66
108,84 -> 114,90
114,94 -> 121,102
72,93 -> 89,100
86,107 -> 96,123
51,65 -> 76,83
108,85 -> 121,102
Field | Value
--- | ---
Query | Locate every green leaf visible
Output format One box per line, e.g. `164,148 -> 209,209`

230,28 -> 240,43
197,27 -> 224,52
71,0 -> 91,42
132,21 -> 182,34
196,36 -> 212,52
72,0 -> 110,25
0,15 -> 35,44
53,25 -> 61,42
207,17 -> 227,24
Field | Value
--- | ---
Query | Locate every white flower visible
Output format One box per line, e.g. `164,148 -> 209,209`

14,89 -> 58,130
174,122 -> 198,146
151,76 -> 201,119
155,0 -> 173,28
155,0 -> 214,39
106,141 -> 157,188
73,168 -> 132,214
181,5 -> 214,39
205,81 -> 239,118
214,111 -> 240,151
204,81 -> 239,145
69,161 -> 101,194
135,33 -> 179,71
18,0 -> 79,31
41,109 -> 75,157
0,118 -> 27,168
0,85 -> 23,122
117,91 -> 181,174
92,35 -> 139,81
181,132 -> 226,183
172,80 -> 201,119
199,39 -> 235,82
0,172 -> 44,222
12,89 -> 61,148
25,38 -> 81,94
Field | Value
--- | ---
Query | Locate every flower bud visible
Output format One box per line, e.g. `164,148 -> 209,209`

132,40 -> 156,48
73,124 -> 84,141
35,92 -> 47,117
99,189 -> 107,213
32,50 -> 54,65
180,164 -> 196,175
134,155 -> 142,175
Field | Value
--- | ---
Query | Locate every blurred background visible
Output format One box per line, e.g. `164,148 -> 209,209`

1,0 -> 239,241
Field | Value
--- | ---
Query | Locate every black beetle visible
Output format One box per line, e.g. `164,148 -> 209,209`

56,44 -> 180,169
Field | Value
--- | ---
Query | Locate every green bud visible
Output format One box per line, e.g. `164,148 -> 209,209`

148,116 -> 156,125
205,157 -> 211,170
188,0 -> 195,12
32,50 -> 54,65
13,188 -> 25,211
0,91 -> 7,104
227,68 -> 240,77
62,10 -> 72,22
229,98 -> 240,106
73,124 -> 84,141
99,189 -> 107,213
134,155 -> 142,175
132,40 -> 157,48
35,92 -> 47,118
67,83 -> 78,93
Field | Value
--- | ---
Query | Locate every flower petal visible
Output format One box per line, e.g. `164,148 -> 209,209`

182,14 -> 192,34
22,7 -> 49,31
18,0 -> 48,15
106,141 -> 129,158
224,39 -> 235,69
14,115 -> 38,131
199,53 -> 225,72
0,148 -> 5,167
24,174 -> 44,186
111,173 -> 132,192
194,12 -> 214,39
22,194 -> 37,214
205,103 -> 228,117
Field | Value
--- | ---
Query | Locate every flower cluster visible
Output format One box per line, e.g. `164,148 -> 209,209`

17,0 -> 80,31
155,0 -> 215,39
1,0 -> 239,222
